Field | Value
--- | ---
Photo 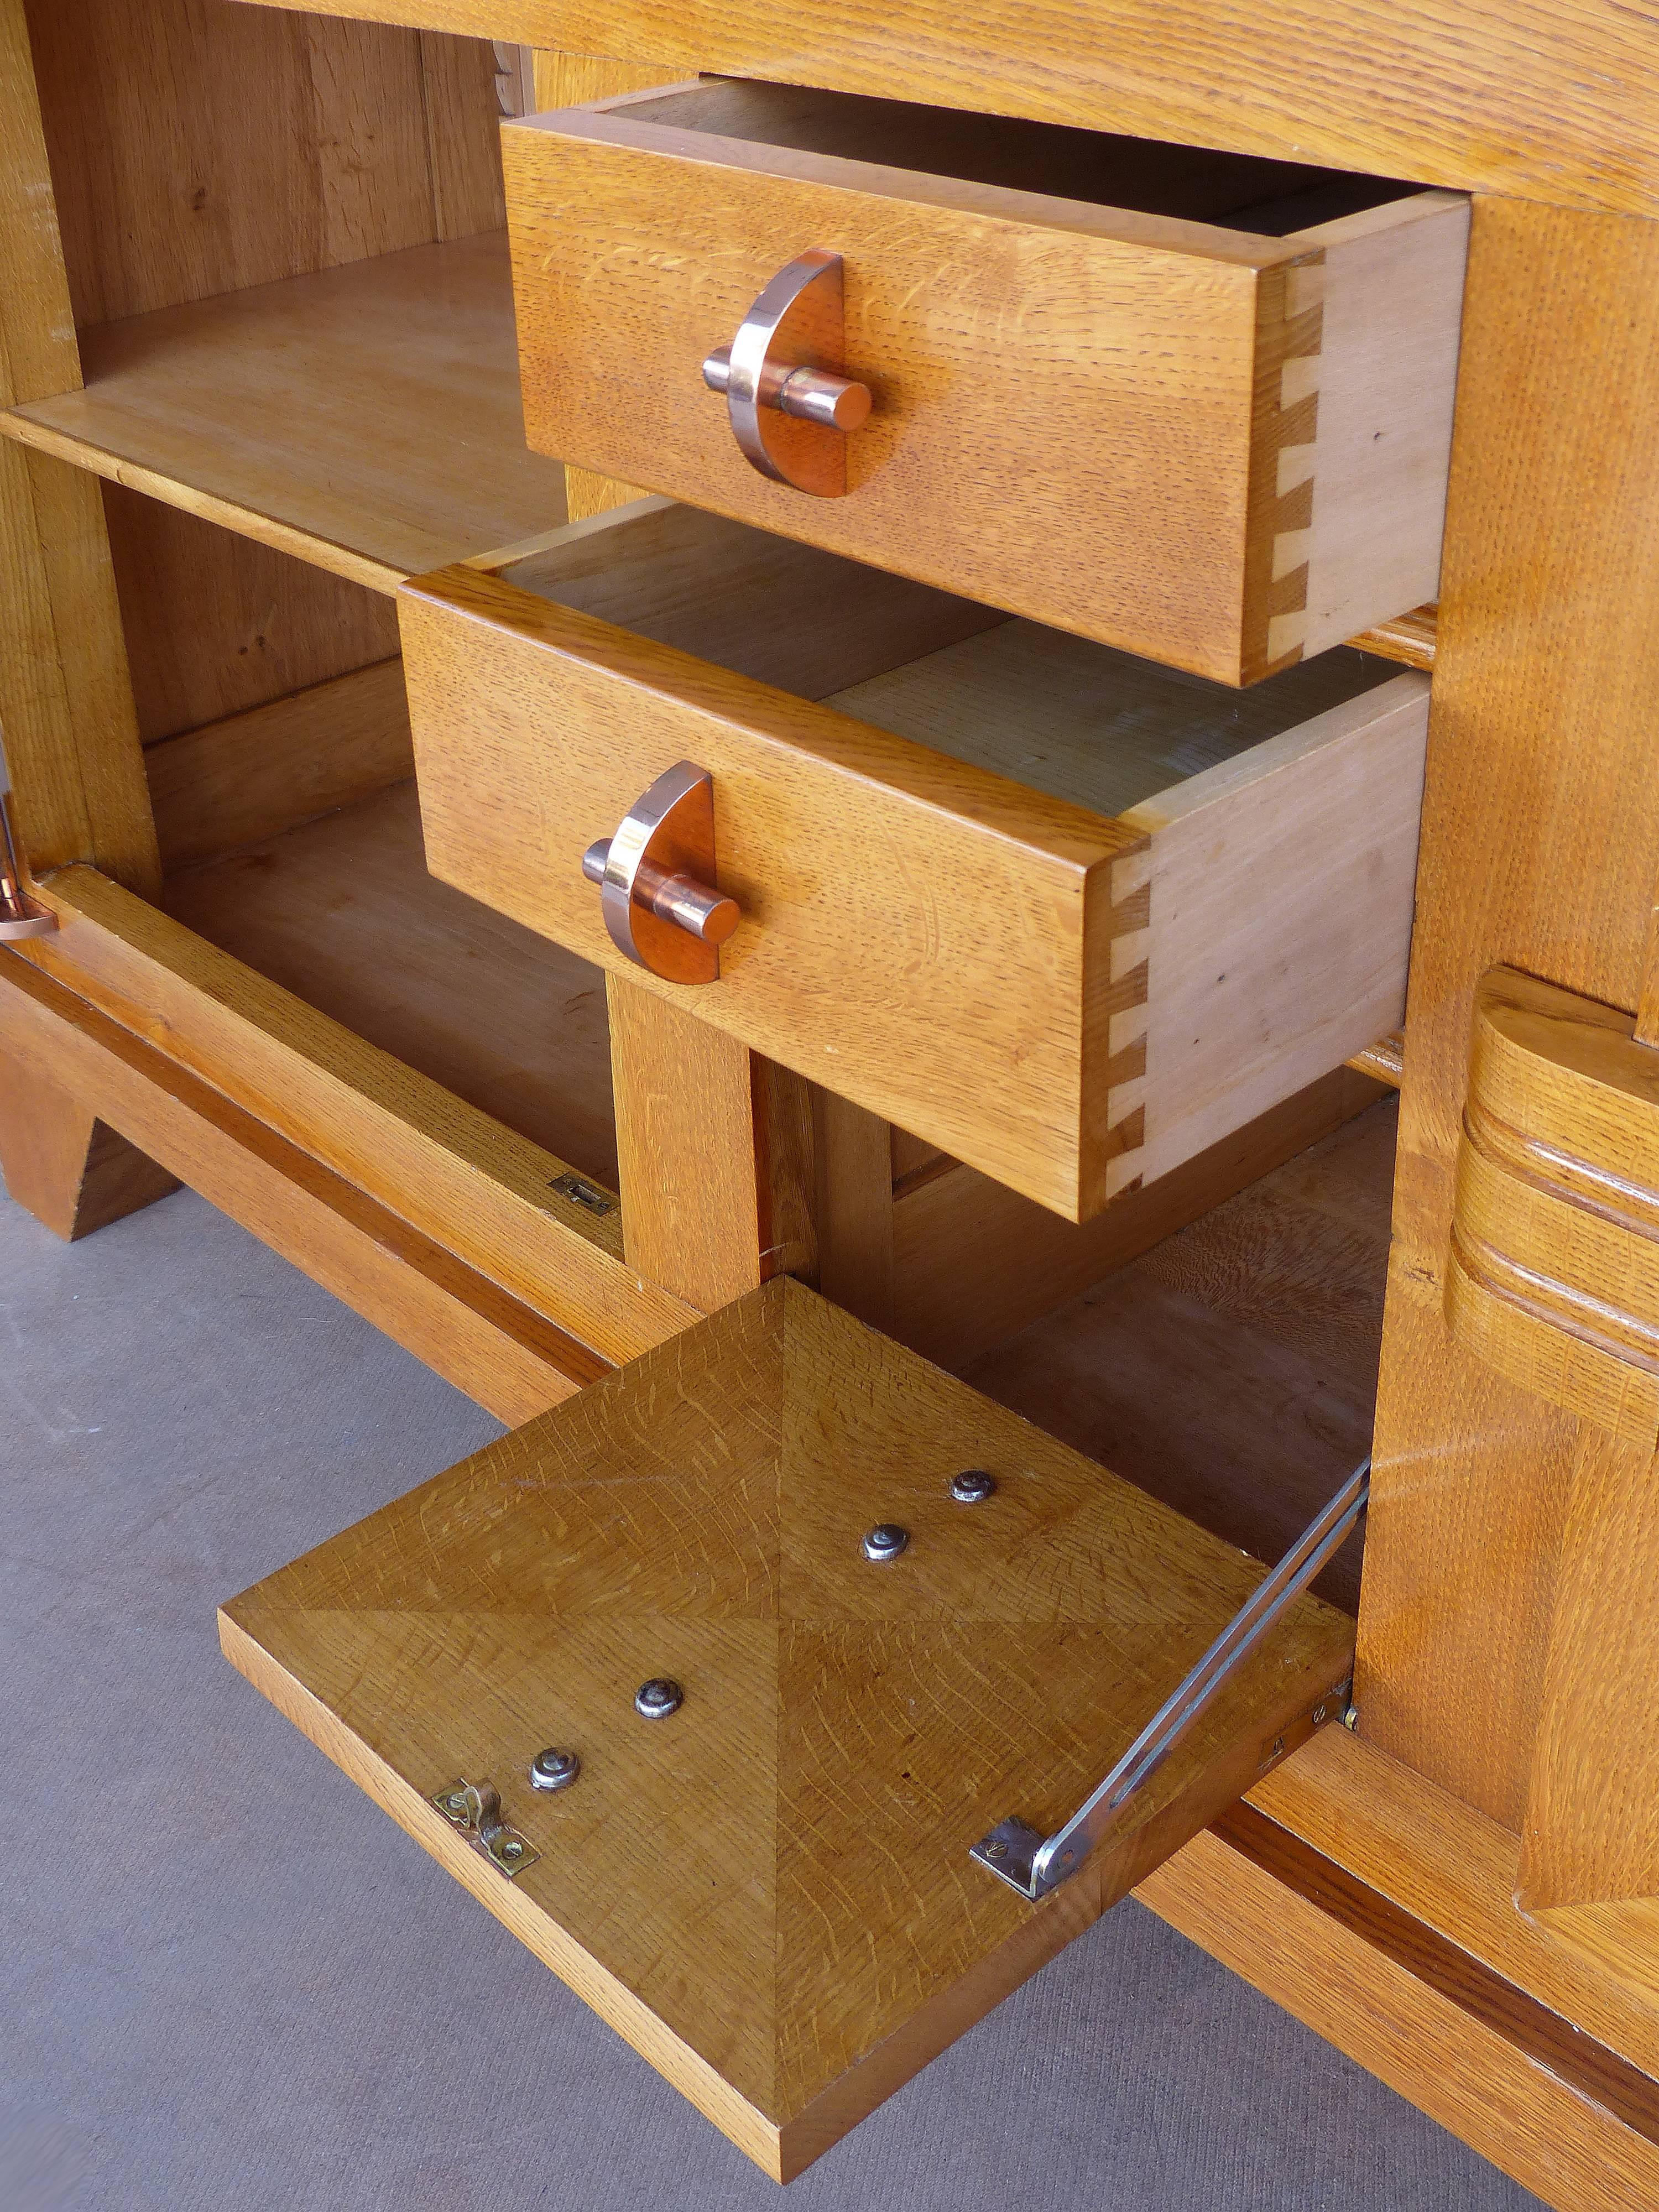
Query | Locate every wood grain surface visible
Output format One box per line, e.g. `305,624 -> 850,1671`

147,659 -> 416,874
608,975 -> 816,1310
0,1056 -> 176,1238
26,0 -> 505,328
401,559 -> 1141,1220
969,1096 -> 1395,1614
0,953 -> 596,1420
0,0 -> 157,896
232,0 -> 1659,217
17,863 -> 694,1366
1359,201 -> 1659,1827
1447,969 -> 1659,1448
221,1277 -> 1354,2178
890,1065 -> 1386,1371
504,85 -> 1463,682
405,510 -> 1421,1218
2,234 -> 568,594
103,492 -> 401,746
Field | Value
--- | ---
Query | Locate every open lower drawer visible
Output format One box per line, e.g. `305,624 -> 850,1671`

401,500 -> 1428,1221
220,1276 -> 1355,2182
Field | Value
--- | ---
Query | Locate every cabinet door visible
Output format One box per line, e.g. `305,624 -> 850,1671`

222,1276 -> 1354,2180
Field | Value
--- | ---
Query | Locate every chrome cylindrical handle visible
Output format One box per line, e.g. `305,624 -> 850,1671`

704,249 -> 870,496
701,346 -> 872,434
582,763 -> 738,985
582,838 -> 739,946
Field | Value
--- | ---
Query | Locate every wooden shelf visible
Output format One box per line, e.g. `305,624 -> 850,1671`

0,232 -> 567,594
164,778 -> 618,1186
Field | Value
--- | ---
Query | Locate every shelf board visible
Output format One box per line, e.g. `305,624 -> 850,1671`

164,778 -> 618,1187
0,231 -> 567,594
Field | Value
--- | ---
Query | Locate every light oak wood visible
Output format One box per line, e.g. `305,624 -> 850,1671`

1447,969 -> 1659,1448
531,49 -> 669,525
403,503 -> 1425,1219
968,1094 -> 1394,1615
1361,199 -> 1659,1828
147,660 -> 416,875
891,1065 -> 1387,1373
1348,605 -> 1437,672
815,1088 -> 896,1333
1138,1760 -> 1659,2210
105,491 -> 400,748
1,234 -> 568,596
29,2 -> 506,331
17,863 -> 696,1365
608,975 -> 816,1310
1520,1422 -> 1659,1927
503,82 -> 1467,684
221,1276 -> 1354,2179
0,953 -> 595,1421
161,780 -> 618,1183
0,0 -> 158,899
0,1056 -> 178,1239
1347,1030 -> 1404,1087
232,0 -> 1659,218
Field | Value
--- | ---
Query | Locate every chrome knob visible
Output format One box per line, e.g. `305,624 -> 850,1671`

703,249 -> 872,497
581,761 -> 739,986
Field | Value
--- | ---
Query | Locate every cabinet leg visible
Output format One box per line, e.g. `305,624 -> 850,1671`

0,1058 -> 179,1240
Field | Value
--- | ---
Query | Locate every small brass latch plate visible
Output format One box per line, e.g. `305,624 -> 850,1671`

430,1778 -> 539,1880
551,1172 -> 615,1215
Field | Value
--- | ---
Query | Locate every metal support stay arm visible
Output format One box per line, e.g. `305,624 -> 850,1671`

971,1458 -> 1369,1901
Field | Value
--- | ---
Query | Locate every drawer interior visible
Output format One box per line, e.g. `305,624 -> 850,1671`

498,503 -> 1402,825
615,77 -> 1419,237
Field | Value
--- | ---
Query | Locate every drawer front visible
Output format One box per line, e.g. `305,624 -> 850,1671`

400,563 -> 1140,1222
400,539 -> 1429,1224
502,86 -> 1468,685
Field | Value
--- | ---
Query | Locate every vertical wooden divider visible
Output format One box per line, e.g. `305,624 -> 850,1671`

1358,198 -> 1659,1827
607,974 -> 817,1312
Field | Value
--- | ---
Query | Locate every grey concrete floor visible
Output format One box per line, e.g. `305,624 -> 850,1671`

0,1180 -> 1540,2211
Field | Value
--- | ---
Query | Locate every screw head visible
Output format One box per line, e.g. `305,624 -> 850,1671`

950,1468 -> 997,1504
634,1677 -> 684,1720
498,1838 -> 525,1864
444,1791 -> 467,1814
862,1522 -> 910,1563
983,1839 -> 1008,1861
529,1747 -> 581,1792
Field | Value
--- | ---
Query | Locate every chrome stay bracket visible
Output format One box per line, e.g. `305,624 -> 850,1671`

970,1457 -> 1370,1902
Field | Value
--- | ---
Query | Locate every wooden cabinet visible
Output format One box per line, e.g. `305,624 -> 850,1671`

4,2 -> 1658,2206
503,79 -> 1469,684
403,499 -> 1426,1218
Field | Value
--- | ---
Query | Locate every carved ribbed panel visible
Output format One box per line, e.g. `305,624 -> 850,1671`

1446,968 -> 1659,1450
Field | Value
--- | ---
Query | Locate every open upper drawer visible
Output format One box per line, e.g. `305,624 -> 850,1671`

400,501 -> 1428,1222
220,1276 -> 1355,2182
501,79 -> 1469,685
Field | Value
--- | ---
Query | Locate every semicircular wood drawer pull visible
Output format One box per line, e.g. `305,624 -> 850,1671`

581,760 -> 739,985
700,248 -> 873,497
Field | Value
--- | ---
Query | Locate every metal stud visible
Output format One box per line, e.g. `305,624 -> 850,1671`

634,1677 -> 684,1720
950,1469 -> 997,1504
862,1523 -> 909,1563
529,1747 -> 581,1792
